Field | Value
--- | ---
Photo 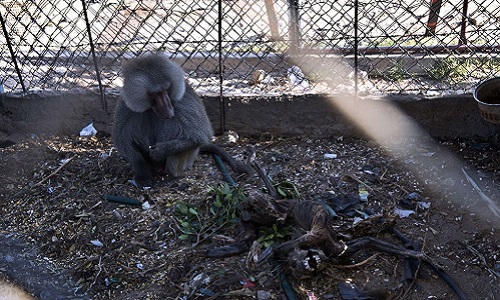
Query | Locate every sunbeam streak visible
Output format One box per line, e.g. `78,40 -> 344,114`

325,93 -> 500,225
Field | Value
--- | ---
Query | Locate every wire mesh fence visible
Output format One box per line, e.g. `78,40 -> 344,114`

1,0 -> 500,102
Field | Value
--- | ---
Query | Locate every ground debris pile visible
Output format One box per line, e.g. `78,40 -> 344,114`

0,134 -> 498,300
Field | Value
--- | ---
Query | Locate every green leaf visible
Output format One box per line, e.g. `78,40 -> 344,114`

177,203 -> 189,214
277,187 -> 287,197
178,227 -> 193,234
262,241 -> 273,248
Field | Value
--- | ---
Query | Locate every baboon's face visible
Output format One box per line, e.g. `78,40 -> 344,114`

121,53 -> 186,117
148,90 -> 174,119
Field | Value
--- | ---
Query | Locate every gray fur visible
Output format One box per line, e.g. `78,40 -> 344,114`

113,53 -> 214,188
121,53 -> 186,112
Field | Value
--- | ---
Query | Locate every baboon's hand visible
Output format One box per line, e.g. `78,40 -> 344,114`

149,144 -> 166,161
149,139 -> 197,161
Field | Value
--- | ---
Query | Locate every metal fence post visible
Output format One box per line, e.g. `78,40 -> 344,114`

459,0 -> 469,45
288,0 -> 301,54
218,0 -> 226,134
354,0 -> 359,98
0,10 -> 25,93
81,0 -> 107,111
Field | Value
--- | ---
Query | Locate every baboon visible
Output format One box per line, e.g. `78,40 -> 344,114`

113,52 -> 251,188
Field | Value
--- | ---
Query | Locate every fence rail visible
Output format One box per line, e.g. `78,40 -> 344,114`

1,0 -> 500,106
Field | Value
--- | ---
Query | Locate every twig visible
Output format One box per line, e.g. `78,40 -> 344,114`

333,253 -> 379,268
67,256 -> 100,275
246,145 -> 279,198
344,173 -> 374,192
143,261 -> 169,275
187,213 -> 230,249
84,255 -> 102,296
33,155 -> 76,187
131,240 -> 160,251
390,182 -> 410,195
379,168 -> 388,180
466,245 -> 500,279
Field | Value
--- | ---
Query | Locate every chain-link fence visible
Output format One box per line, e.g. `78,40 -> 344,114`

1,0 -> 500,103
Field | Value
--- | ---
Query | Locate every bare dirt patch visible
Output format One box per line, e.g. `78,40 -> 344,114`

0,133 -> 498,300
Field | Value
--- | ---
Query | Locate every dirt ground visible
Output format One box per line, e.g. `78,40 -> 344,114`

0,132 -> 499,300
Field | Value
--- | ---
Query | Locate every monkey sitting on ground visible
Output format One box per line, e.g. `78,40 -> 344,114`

113,52 -> 252,188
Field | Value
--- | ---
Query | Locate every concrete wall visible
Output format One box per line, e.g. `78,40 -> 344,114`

0,90 -> 498,142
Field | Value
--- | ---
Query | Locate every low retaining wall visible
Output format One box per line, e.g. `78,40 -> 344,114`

0,90 -> 498,141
